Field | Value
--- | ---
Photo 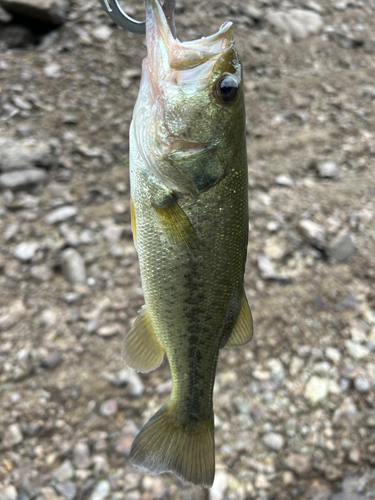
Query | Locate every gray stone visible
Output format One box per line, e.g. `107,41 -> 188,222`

14,241 -> 39,262
263,432 -> 285,451
305,376 -> 329,403
40,351 -> 63,369
329,230 -> 356,262
210,469 -> 227,500
43,63 -> 61,78
61,248 -> 86,284
0,168 -> 47,190
55,482 -> 77,500
73,442 -> 91,470
317,161 -> 339,178
52,460 -> 74,483
89,480 -> 110,500
46,206 -> 77,224
0,0 -> 67,24
97,324 -> 119,337
325,347 -> 341,364
354,376 -> 370,392
0,486 -> 17,500
0,138 -> 53,171
266,9 -> 323,42
275,174 -> 294,186
333,397 -> 358,427
345,340 -> 370,359
2,423 -> 23,447
30,264 -> 54,281
92,26 -> 112,42
100,399 -> 118,417
284,453 -> 310,475
298,219 -> 326,249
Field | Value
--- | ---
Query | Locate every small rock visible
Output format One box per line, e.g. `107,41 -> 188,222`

0,138 -> 53,171
0,486 -> 17,500
325,347 -> 341,364
329,230 -> 356,262
89,480 -> 110,500
46,206 -> 77,224
100,399 -> 118,417
52,460 -> 74,483
275,174 -> 293,186
210,469 -> 227,500
43,62 -> 61,78
61,248 -> 86,284
284,453 -> 310,475
354,376 -> 370,392
55,482 -> 77,500
266,9 -> 323,42
74,442 -> 91,470
345,340 -> 370,359
2,423 -> 23,448
40,487 -> 59,500
40,352 -> 63,369
263,432 -> 285,451
0,169 -> 47,190
97,324 -> 119,338
333,397 -> 357,427
14,241 -> 39,262
305,376 -> 329,404
348,449 -> 360,463
30,264 -> 54,281
298,220 -> 326,249
92,26 -> 112,42
317,161 -> 339,179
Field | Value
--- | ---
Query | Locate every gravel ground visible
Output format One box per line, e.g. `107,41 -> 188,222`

0,0 -> 374,499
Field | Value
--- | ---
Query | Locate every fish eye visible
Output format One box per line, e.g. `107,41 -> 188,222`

214,74 -> 239,103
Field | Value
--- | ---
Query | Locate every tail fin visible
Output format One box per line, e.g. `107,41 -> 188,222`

129,403 -> 215,487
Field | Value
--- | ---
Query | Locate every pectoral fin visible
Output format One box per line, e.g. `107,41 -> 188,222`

122,306 -> 165,372
152,194 -> 198,252
224,291 -> 253,348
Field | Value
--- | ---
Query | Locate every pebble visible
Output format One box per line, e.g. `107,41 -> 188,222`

55,482 -> 77,500
89,480 -> 110,500
304,376 -> 329,404
0,486 -> 17,500
30,264 -> 54,281
52,460 -> 74,483
317,161 -> 339,178
284,453 -> 310,475
44,63 -> 61,78
40,351 -> 63,369
333,398 -> 358,427
99,399 -> 118,417
298,220 -> 326,249
325,347 -> 341,364
14,242 -> 39,262
275,174 -> 293,186
266,9 -> 323,42
73,442 -> 91,469
97,324 -> 119,338
210,469 -> 228,500
2,423 -> 23,448
354,376 -> 370,392
263,432 -> 285,451
46,206 -> 78,224
345,340 -> 370,359
329,230 -> 356,262
61,248 -> 86,284
0,169 -> 47,190
92,26 -> 112,42
0,138 -> 53,171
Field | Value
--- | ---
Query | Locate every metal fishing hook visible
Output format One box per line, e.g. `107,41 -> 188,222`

98,0 -> 176,37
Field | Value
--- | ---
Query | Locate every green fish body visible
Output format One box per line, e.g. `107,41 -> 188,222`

125,0 -> 253,487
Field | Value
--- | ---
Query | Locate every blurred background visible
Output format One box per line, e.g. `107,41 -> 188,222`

0,0 -> 374,499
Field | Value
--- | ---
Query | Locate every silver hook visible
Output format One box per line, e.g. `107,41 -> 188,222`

98,0 -> 146,34
98,0 -> 176,37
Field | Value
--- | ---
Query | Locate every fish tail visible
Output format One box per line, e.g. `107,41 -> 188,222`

129,402 -> 215,487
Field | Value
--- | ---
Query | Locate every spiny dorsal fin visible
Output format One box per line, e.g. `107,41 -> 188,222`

224,290 -> 253,348
152,194 -> 198,252
122,306 -> 165,372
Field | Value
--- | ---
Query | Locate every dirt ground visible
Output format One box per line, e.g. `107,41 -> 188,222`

0,0 -> 374,499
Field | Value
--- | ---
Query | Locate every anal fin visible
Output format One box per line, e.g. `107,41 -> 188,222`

152,194 -> 198,252
122,306 -> 165,372
224,290 -> 253,348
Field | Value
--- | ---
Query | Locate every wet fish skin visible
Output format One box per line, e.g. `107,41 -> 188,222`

124,0 -> 253,487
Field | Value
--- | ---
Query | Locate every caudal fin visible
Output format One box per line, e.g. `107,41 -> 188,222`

129,403 -> 215,487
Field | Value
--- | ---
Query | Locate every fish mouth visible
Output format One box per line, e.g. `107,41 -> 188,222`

146,0 -> 234,73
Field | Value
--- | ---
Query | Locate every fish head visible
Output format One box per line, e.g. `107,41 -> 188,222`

133,0 -> 245,194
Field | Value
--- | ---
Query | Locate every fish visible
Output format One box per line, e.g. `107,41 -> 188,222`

125,0 -> 253,488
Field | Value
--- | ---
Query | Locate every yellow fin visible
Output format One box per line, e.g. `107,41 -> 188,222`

152,194 -> 198,252
130,403 -> 215,487
224,291 -> 253,348
122,306 -> 165,373
130,198 -> 137,250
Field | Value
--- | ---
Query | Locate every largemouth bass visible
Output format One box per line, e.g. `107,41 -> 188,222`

125,0 -> 253,487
